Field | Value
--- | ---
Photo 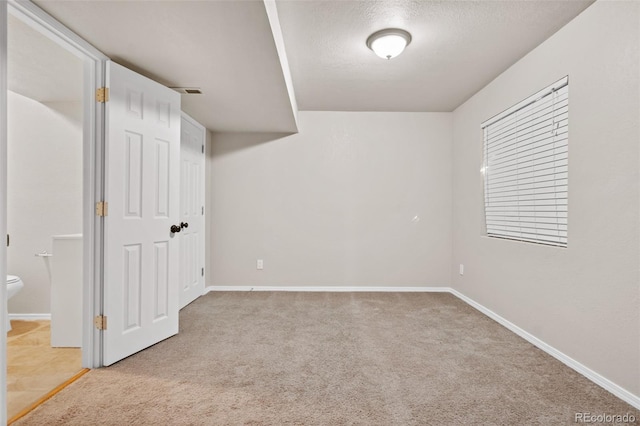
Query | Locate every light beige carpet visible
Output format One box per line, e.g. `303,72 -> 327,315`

16,292 -> 640,425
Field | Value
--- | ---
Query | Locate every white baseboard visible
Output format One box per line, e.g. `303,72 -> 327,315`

8,313 -> 51,321
201,284 -> 640,410
204,286 -> 451,293
448,289 -> 640,411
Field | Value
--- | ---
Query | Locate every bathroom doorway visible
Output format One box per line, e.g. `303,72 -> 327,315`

5,12 -> 85,420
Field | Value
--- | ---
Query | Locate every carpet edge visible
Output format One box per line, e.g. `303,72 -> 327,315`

8,368 -> 90,425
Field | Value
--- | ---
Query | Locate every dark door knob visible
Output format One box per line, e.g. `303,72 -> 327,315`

170,224 -> 181,233
180,222 -> 189,229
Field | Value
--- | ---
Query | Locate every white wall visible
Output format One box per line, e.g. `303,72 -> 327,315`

209,111 -> 452,288
452,1 -> 639,397
7,90 -> 83,314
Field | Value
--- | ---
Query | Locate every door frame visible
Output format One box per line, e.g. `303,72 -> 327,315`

1,2 -> 8,423
4,0 -> 109,375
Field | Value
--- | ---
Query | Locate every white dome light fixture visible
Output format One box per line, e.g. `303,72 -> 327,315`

366,28 -> 412,60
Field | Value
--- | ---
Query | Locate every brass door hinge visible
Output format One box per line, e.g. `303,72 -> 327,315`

96,201 -> 108,217
96,87 -> 109,103
94,315 -> 107,330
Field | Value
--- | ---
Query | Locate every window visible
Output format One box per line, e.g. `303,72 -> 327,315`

481,77 -> 569,247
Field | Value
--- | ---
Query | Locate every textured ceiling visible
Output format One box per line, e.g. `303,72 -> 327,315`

25,0 -> 595,130
275,0 -> 595,112
33,0 -> 298,133
8,14 -> 83,103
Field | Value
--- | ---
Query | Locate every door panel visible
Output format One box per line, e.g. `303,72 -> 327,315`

103,61 -> 180,366
179,114 -> 205,308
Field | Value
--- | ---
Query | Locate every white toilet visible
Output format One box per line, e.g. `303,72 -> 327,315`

6,275 -> 24,332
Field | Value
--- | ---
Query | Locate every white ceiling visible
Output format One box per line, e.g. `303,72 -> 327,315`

33,0 -> 298,133
8,14 -> 83,103
27,0 -> 595,131
275,0 -> 595,112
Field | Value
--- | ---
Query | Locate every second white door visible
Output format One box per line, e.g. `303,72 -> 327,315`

179,113 -> 205,309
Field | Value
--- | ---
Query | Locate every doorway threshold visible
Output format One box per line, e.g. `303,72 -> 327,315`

8,368 -> 89,425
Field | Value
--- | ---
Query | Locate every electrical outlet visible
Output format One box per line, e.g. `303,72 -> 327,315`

257,259 -> 264,270
459,264 -> 464,275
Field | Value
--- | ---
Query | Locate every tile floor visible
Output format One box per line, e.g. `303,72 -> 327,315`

7,320 -> 82,419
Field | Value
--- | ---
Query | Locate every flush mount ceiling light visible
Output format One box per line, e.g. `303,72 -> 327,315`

366,28 -> 412,60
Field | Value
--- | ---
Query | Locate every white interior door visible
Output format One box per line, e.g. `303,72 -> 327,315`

179,114 -> 205,309
103,61 -> 181,366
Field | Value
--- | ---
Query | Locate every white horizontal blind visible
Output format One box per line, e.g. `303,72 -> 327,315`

482,78 -> 569,247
